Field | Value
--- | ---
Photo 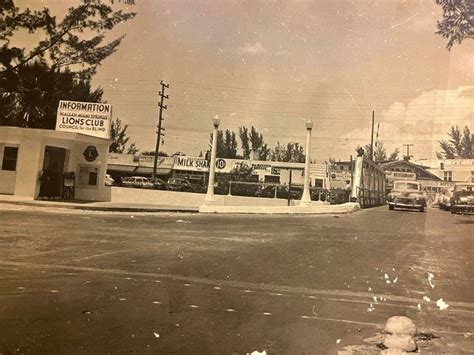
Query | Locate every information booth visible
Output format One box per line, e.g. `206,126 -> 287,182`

0,126 -> 111,201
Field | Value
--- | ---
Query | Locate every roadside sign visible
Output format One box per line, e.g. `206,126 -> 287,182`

56,100 -> 112,139
216,159 -> 226,169
385,171 -> 416,180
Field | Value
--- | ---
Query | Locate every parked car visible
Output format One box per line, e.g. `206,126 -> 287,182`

122,176 -> 154,189
255,185 -> 301,199
152,178 -> 167,190
104,174 -> 115,186
166,177 -> 205,193
450,183 -> 474,214
386,180 -> 427,212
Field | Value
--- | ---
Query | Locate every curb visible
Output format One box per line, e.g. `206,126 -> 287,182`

0,200 -> 199,213
199,202 -> 361,215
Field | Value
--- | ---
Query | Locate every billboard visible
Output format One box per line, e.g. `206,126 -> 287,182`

56,100 -> 112,139
173,156 -> 249,173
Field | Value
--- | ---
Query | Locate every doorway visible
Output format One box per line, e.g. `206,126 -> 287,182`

39,146 -> 66,199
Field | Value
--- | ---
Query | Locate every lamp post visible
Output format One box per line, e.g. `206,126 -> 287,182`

204,116 -> 221,204
300,120 -> 313,206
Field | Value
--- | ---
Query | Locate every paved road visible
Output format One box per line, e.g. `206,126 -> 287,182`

0,205 -> 472,354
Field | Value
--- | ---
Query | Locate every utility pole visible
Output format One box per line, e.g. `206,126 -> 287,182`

152,81 -> 169,181
370,110 -> 375,161
403,144 -> 414,161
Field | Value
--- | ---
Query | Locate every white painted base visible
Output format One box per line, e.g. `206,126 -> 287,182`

199,202 -> 361,214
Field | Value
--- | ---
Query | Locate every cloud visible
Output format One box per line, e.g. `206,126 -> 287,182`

239,42 -> 268,55
341,86 -> 474,159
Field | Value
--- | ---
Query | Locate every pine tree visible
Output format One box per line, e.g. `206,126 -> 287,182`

438,125 -> 473,159
435,0 -> 473,50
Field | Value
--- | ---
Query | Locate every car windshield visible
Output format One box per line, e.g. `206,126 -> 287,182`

394,182 -> 419,190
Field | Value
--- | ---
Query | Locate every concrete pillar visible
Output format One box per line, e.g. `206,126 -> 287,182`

351,153 -> 364,203
300,120 -> 313,206
204,116 -> 221,204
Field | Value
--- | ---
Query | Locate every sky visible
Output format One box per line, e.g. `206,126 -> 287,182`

17,0 -> 474,161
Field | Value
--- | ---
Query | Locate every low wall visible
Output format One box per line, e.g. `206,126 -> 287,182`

111,187 -> 304,207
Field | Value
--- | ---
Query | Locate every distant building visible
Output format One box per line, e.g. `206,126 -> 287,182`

107,153 -> 173,180
423,159 -> 474,183
381,159 -> 443,193
107,153 -> 329,187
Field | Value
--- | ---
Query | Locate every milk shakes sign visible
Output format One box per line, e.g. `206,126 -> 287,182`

56,100 -> 112,139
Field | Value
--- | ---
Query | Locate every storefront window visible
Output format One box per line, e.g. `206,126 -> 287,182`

2,146 -> 18,171
314,178 -> 324,188
78,165 -> 99,187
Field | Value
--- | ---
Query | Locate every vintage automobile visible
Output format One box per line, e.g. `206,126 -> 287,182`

166,177 -> 206,193
104,174 -> 115,186
450,183 -> 474,214
122,176 -> 154,189
255,185 -> 302,200
386,180 -> 427,212
151,177 -> 167,190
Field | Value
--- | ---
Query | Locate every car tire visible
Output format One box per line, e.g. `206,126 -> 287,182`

451,208 -> 456,214
418,206 -> 424,213
389,204 -> 394,211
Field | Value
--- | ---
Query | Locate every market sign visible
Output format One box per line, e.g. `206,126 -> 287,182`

173,156 -> 247,173
137,155 -> 174,168
174,156 -> 209,171
56,100 -> 112,139
386,171 -> 417,181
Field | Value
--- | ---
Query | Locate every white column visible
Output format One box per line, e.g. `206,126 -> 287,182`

300,120 -> 313,206
351,154 -> 364,202
204,116 -> 221,204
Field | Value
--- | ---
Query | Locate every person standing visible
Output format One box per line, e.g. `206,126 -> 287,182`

38,168 -> 51,199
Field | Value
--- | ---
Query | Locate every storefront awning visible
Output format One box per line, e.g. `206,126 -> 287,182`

136,167 -> 171,175
107,164 -> 137,173
107,164 -> 171,175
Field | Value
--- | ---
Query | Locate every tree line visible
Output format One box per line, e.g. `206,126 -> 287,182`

207,126 -> 306,163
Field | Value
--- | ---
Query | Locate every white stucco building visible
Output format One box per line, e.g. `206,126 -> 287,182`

413,158 -> 474,183
0,126 -> 111,201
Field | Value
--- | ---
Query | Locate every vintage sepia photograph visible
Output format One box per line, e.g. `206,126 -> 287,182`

0,0 -> 473,353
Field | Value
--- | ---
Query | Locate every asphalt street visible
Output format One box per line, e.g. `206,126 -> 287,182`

0,205 -> 473,354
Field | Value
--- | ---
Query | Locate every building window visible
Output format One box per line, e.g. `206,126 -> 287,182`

443,171 -> 452,182
78,165 -> 99,187
2,146 -> 19,171
314,178 -> 324,188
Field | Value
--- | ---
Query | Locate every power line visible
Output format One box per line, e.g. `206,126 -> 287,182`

91,78 -> 472,97
166,102 -> 472,119
102,92 -> 472,110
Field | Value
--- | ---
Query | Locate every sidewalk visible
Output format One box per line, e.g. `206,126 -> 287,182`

0,195 -> 199,213
0,193 -> 361,215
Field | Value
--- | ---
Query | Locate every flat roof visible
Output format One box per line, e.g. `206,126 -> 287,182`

0,126 -> 111,143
